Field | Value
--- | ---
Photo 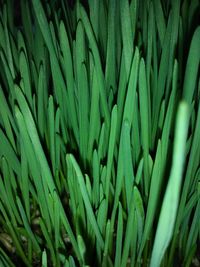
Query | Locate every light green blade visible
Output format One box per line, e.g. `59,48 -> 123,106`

150,102 -> 190,267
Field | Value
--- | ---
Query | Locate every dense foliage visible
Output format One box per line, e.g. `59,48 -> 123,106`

0,0 -> 199,266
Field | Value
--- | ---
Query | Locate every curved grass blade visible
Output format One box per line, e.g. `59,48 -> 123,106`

150,102 -> 190,267
169,99 -> 200,262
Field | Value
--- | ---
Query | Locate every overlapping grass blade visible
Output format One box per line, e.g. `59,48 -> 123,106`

16,196 -> 41,253
105,105 -> 118,220
59,21 -> 79,142
102,220 -> 111,267
92,150 -> 100,209
114,203 -> 123,267
169,95 -> 200,262
39,218 -> 57,267
121,187 -> 138,267
0,203 -> 31,266
87,66 -> 100,161
122,120 -> 134,210
80,4 -> 110,128
184,200 -> 200,262
2,4 -> 15,79
0,129 -> 20,176
20,0 -> 33,54
19,50 -> 33,109
0,87 -> 17,151
0,1 -> 199,266
122,48 -> 139,127
15,86 -> 81,260
105,0 -> 116,93
183,26 -> 200,104
120,0 -> 133,77
0,247 -> 15,267
76,20 -> 89,163
152,15 -> 172,145
138,140 -> 162,257
153,0 -> 166,46
67,154 -> 104,250
139,58 -> 150,196
15,105 -> 52,232
88,0 -> 99,41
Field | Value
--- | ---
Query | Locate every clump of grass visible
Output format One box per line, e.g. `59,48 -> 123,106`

0,0 -> 199,266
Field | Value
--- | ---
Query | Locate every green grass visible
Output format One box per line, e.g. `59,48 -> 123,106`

0,0 -> 199,266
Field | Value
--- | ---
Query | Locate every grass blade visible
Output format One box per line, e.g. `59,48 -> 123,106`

150,102 -> 190,267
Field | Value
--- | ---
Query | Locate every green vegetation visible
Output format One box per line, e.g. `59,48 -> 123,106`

0,0 -> 199,266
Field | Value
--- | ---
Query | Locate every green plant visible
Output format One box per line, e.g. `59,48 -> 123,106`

0,0 -> 199,266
